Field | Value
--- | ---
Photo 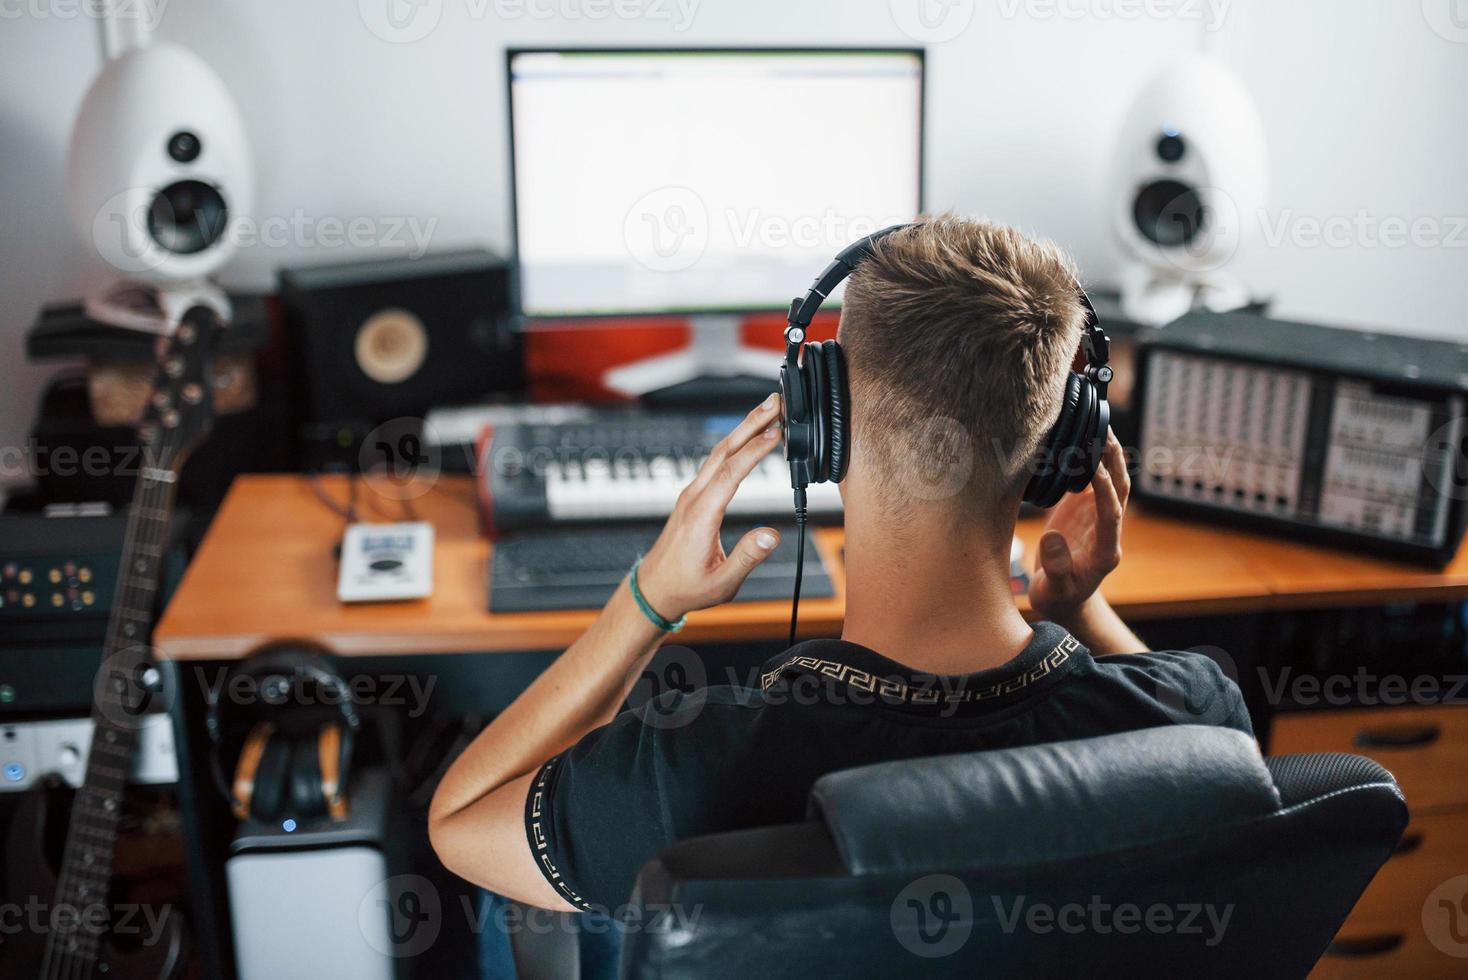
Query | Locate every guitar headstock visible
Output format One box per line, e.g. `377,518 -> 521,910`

138,305 -> 219,474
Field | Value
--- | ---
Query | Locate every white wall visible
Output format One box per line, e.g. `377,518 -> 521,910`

2,0 -> 1465,474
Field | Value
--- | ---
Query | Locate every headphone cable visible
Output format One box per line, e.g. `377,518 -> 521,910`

788,487 -> 808,648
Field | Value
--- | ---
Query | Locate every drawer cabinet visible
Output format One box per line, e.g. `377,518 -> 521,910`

1273,704 -> 1468,977
1311,811 -> 1468,976
1311,935 -> 1467,980
1271,704 -> 1468,812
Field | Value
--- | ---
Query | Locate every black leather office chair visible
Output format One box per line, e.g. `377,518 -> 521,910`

621,726 -> 1407,980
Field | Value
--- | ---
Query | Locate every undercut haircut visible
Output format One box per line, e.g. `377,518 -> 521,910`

838,213 -> 1088,510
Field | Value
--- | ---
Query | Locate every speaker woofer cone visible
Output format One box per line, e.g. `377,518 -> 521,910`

147,179 -> 228,255
1132,178 -> 1207,248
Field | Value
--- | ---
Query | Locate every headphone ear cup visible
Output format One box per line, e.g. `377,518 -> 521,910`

783,346 -> 821,487
318,722 -> 350,820
1065,384 -> 1108,495
288,732 -> 328,820
820,341 -> 851,483
249,731 -> 293,823
804,343 -> 830,482
1025,373 -> 1087,508
229,721 -> 273,821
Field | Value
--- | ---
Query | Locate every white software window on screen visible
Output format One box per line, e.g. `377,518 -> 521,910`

510,51 -> 923,317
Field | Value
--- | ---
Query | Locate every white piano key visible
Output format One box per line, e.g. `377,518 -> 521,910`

545,451 -> 843,521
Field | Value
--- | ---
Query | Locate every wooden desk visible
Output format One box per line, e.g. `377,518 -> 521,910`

154,474 -> 847,659
153,474 -> 1468,660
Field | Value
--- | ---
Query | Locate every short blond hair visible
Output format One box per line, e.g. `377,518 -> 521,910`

838,214 -> 1086,509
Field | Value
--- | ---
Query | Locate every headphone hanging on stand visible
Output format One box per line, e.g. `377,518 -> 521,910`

778,222 -> 1113,645
205,645 -> 360,825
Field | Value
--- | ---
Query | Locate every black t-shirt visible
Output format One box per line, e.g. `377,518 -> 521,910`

523,622 -> 1252,912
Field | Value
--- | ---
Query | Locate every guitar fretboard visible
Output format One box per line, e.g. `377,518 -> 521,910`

41,455 -> 180,977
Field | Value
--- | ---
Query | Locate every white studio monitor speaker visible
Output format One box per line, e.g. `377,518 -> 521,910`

1108,57 -> 1267,327
227,769 -> 405,980
66,42 -> 253,327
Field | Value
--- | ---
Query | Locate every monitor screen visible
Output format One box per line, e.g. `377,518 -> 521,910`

509,49 -> 924,319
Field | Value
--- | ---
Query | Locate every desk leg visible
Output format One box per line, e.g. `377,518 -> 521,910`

166,659 -> 239,980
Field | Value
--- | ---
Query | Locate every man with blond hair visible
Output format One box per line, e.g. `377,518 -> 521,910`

429,215 -> 1251,918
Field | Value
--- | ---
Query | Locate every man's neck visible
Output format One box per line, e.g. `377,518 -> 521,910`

840,502 -> 1034,676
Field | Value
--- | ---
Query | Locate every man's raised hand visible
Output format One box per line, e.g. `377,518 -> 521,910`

635,395 -> 785,620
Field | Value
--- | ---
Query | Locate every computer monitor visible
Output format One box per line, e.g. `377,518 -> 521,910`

508,49 -> 924,394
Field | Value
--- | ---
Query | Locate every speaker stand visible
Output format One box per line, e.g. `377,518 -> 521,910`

83,278 -> 233,334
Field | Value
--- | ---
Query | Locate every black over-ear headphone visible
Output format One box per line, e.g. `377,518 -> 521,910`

778,222 -> 1113,641
206,645 -> 360,825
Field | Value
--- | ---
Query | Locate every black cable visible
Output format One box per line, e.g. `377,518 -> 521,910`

360,470 -> 423,523
307,471 -> 361,524
789,487 -> 808,648
308,472 -> 361,562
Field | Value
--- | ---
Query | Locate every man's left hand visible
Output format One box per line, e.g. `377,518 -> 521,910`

1027,427 -> 1131,623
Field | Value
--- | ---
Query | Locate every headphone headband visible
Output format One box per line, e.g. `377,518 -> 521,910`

206,646 -> 361,739
784,223 -> 912,342
1075,292 -> 1112,400
782,221 -> 1112,397
782,223 -> 912,438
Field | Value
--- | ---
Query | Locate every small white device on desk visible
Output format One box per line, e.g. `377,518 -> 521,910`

337,521 -> 434,602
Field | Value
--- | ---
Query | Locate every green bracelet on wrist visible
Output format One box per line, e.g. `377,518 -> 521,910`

629,557 -> 686,633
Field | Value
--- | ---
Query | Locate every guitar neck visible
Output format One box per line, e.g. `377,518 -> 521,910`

38,304 -> 217,980
41,453 -> 182,977
103,457 -> 180,676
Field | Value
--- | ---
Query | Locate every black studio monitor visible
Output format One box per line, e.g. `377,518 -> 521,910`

279,249 -> 525,469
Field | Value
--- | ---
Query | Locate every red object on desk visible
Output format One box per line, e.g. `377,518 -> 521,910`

522,312 -> 839,402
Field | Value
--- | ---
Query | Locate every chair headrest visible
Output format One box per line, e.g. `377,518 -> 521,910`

809,725 -> 1280,876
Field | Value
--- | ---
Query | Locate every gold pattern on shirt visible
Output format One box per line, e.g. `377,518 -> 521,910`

759,634 -> 1080,705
